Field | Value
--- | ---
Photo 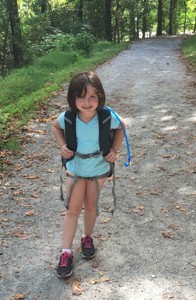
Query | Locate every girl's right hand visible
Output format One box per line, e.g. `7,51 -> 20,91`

61,144 -> 74,159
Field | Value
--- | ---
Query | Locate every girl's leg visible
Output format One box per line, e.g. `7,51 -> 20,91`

83,178 -> 106,236
62,178 -> 86,249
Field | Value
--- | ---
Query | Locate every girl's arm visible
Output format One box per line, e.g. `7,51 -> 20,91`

105,117 -> 126,163
52,119 -> 74,158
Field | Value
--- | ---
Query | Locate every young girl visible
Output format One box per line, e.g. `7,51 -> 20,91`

52,71 -> 126,278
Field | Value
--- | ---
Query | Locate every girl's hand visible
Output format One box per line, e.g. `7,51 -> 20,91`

61,144 -> 74,159
105,147 -> 118,163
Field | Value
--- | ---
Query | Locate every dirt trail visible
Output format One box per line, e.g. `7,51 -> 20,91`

0,37 -> 196,300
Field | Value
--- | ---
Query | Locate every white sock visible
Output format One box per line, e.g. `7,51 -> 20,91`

62,248 -> 72,254
82,234 -> 91,238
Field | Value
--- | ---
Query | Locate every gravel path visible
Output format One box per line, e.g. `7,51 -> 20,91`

0,37 -> 195,300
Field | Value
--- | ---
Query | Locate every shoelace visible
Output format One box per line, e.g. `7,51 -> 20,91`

60,252 -> 72,267
83,236 -> 92,248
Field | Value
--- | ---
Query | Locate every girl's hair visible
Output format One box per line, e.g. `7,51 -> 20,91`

67,71 -> 106,112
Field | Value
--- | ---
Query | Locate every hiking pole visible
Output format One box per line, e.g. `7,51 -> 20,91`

104,105 -> 132,167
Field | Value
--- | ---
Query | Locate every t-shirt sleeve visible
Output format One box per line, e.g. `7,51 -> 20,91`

110,111 -> 120,129
57,112 -> 65,130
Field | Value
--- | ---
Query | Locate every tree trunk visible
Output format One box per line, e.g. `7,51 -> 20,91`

1,21 -> 9,76
114,0 -> 120,43
78,0 -> 83,22
40,0 -> 48,14
105,0 -> 112,41
183,0 -> 187,34
157,0 -> 162,36
7,0 -> 23,67
142,0 -> 148,39
169,0 -> 177,35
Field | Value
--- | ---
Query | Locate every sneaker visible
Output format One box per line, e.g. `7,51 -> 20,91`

81,235 -> 95,259
56,251 -> 73,278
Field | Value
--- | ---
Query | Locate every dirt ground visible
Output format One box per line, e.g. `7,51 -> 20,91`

0,37 -> 196,300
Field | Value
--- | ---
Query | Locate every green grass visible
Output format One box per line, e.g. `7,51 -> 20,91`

181,35 -> 196,71
0,41 -> 128,153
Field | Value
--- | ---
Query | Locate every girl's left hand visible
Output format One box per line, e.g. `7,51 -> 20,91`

105,148 -> 118,163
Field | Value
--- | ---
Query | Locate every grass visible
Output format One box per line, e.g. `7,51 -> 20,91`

181,34 -> 196,71
0,41 -> 128,154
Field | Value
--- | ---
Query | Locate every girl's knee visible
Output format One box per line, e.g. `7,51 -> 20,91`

84,203 -> 96,213
66,208 -> 81,218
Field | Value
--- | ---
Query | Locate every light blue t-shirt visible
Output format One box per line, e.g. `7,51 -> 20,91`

58,111 -> 120,177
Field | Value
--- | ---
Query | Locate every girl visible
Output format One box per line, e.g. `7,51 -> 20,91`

52,71 -> 126,278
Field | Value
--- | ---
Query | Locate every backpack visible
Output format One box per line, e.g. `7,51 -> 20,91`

62,108 -> 114,176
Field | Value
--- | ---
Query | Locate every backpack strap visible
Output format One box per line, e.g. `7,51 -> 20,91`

98,109 -> 112,157
61,110 -> 77,168
64,110 -> 77,152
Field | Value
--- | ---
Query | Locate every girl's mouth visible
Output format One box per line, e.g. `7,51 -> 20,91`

82,106 -> 92,110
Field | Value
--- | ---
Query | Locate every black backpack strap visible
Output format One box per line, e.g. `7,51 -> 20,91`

64,110 -> 77,152
98,109 -> 111,157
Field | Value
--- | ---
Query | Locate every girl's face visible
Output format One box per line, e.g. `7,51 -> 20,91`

75,84 -> 99,113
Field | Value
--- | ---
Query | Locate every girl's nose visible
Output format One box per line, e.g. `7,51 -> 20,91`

84,97 -> 91,103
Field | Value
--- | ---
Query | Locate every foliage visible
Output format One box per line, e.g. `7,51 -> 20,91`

1,0 -> 196,74
182,35 -> 196,71
74,31 -> 95,57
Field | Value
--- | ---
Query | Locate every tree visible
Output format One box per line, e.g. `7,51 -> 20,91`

105,0 -> 112,41
157,0 -> 162,36
7,0 -> 23,67
77,0 -> 83,22
169,0 -> 177,35
142,0 -> 148,38
114,0 -> 120,43
40,0 -> 48,14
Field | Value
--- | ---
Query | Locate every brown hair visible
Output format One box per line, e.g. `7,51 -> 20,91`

67,71 -> 106,112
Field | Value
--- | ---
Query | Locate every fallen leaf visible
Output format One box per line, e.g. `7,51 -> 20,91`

23,175 -> 38,180
92,260 -> 100,268
150,189 -> 162,195
15,165 -> 23,171
135,191 -> 146,196
102,217 -> 112,223
163,293 -> 174,299
71,279 -> 84,295
100,277 -> 110,282
12,229 -> 30,240
31,193 -> 39,198
176,205 -> 187,212
162,231 -> 173,238
132,204 -> 144,214
162,208 -> 169,215
99,236 -> 108,241
89,279 -> 99,285
12,191 -> 23,196
137,151 -> 147,157
168,224 -> 179,231
47,169 -> 54,173
24,210 -> 35,216
10,293 -> 25,300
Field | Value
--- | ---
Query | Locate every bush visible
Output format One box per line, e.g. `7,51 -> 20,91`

74,31 -> 95,57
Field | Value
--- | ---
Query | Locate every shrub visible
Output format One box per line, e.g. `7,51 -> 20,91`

74,31 -> 95,57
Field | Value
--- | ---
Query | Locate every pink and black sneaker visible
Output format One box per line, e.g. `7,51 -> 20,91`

81,235 -> 95,259
57,251 -> 73,278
